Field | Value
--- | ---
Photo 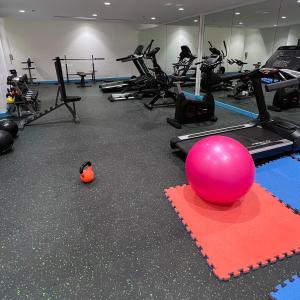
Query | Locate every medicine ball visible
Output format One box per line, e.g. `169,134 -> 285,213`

0,130 -> 14,154
0,119 -> 19,138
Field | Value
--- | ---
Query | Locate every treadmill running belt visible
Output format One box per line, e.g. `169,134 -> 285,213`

175,126 -> 293,160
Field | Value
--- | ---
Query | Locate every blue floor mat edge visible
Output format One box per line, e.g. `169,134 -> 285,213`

256,156 -> 300,214
270,275 -> 300,300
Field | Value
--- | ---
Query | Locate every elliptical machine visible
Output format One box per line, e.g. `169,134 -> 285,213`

267,42 -> 300,112
144,45 -> 197,110
166,48 -> 221,129
202,41 -> 231,91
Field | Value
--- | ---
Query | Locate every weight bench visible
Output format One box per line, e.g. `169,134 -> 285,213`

76,72 -> 92,88
19,57 -> 81,128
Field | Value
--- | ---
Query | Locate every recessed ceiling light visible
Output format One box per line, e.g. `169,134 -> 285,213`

281,16 -> 287,19
19,10 -> 26,13
273,24 -> 278,27
151,17 -> 156,20
238,22 -> 244,25
298,0 -> 300,3
194,19 -> 198,23
178,7 -> 184,11
104,2 -> 111,5
235,12 -> 241,15
92,14 -> 98,17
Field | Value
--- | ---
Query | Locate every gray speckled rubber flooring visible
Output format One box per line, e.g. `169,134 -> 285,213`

1,84 -> 300,300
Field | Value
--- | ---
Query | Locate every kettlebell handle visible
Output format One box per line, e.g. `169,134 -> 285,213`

79,161 -> 92,174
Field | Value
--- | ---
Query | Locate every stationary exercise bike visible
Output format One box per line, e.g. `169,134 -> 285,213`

166,50 -> 220,129
144,45 -> 197,110
227,59 -> 257,100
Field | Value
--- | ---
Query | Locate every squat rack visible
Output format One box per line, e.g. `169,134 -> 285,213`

57,55 -> 105,83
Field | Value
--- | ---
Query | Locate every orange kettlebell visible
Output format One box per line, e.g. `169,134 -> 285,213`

80,161 -> 95,183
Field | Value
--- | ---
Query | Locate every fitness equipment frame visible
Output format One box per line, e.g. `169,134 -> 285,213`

57,55 -> 105,84
144,45 -> 197,110
227,59 -> 255,100
166,50 -> 220,129
170,53 -> 300,162
107,41 -> 163,101
7,71 -> 40,117
166,78 -> 217,129
100,43 -> 151,93
22,58 -> 37,85
267,45 -> 300,112
201,41 -> 231,92
19,57 -> 81,129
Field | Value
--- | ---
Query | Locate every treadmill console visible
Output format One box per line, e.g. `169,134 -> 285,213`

265,46 -> 300,71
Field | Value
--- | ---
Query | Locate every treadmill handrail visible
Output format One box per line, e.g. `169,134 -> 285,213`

266,77 -> 300,92
116,54 -> 143,62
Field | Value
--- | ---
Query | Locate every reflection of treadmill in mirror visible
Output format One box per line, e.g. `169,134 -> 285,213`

100,40 -> 154,93
108,40 -> 159,102
170,49 -> 300,162
266,44 -> 300,111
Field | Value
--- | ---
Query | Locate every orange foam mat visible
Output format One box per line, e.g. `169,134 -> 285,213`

165,183 -> 300,281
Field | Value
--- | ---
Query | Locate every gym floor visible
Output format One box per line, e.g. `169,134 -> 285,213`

1,84 -> 300,299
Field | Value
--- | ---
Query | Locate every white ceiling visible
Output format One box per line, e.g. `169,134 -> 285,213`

203,0 -> 300,28
0,0 -> 265,24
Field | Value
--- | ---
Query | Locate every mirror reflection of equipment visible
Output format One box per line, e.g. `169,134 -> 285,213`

170,49 -> 300,162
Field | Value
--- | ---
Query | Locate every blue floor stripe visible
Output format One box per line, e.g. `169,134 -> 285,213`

0,111 -> 9,119
256,157 -> 300,212
183,91 -> 258,119
271,275 -> 300,300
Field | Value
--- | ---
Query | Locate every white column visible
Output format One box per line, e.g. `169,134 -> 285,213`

195,14 -> 205,96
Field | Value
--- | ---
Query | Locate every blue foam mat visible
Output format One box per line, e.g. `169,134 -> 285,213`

293,154 -> 300,160
256,157 -> 300,212
271,275 -> 300,300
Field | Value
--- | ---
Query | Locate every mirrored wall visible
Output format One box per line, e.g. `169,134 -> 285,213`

137,0 -> 300,99
203,0 -> 300,110
137,17 -> 199,84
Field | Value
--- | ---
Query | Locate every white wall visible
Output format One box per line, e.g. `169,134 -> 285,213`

4,18 -> 139,81
243,28 -> 273,67
0,18 -> 10,112
287,25 -> 300,46
138,26 -> 167,73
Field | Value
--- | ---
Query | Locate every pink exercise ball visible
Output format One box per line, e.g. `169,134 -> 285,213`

186,136 -> 255,205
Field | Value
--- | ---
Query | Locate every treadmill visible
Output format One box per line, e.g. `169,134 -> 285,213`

170,49 -> 300,162
108,47 -> 160,102
100,41 -> 154,93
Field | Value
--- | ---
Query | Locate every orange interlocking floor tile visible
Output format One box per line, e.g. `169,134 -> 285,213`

165,183 -> 300,281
